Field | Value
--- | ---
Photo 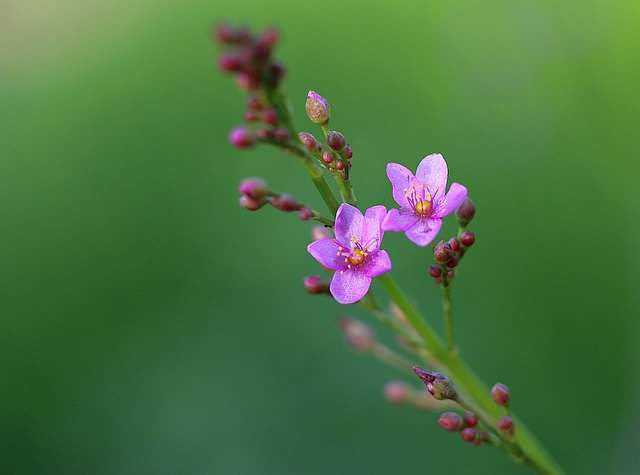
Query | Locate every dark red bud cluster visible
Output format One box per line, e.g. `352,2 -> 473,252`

460,428 -> 490,446
437,410 -> 480,435
238,177 -> 269,210
430,230 -> 477,284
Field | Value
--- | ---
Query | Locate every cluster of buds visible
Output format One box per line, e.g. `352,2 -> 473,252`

492,383 -> 515,435
429,197 -> 476,285
213,24 -> 291,148
238,177 -> 317,221
437,410 -> 490,446
299,92 -> 354,178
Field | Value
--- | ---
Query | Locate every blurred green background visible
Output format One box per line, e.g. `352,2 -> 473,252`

2,0 -> 639,473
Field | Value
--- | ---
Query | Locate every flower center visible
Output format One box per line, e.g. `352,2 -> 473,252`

404,182 -> 438,218
336,237 -> 375,271
414,199 -> 431,217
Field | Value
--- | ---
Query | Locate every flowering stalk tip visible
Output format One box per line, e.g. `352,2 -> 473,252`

305,91 -> 331,125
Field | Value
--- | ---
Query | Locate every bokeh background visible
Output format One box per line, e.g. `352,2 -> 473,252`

2,0 -> 639,473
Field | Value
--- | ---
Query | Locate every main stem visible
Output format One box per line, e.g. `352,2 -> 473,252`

442,283 -> 454,352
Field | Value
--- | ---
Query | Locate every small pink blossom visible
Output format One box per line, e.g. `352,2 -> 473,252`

382,154 -> 467,246
307,204 -> 392,304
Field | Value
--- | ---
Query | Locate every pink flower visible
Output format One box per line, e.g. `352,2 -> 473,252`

382,154 -> 467,246
307,204 -> 392,304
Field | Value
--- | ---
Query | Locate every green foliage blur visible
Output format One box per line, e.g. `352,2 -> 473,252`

2,0 -> 639,473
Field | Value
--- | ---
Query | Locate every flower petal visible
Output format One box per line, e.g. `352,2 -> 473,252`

416,153 -> 448,195
334,203 -> 364,246
361,205 -> 387,249
330,269 -> 372,304
364,250 -> 392,278
405,218 -> 443,247
382,208 -> 419,232
386,163 -> 415,208
307,238 -> 344,270
433,182 -> 467,218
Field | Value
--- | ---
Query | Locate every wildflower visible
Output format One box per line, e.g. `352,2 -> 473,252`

382,154 -> 467,246
307,204 -> 391,304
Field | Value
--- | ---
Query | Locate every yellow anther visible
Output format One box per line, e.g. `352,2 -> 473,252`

414,199 -> 431,217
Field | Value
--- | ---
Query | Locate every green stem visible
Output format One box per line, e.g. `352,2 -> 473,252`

336,177 -> 357,206
377,273 -> 564,475
441,282 -> 454,352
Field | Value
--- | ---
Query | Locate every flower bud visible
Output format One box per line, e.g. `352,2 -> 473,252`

236,71 -> 260,91
327,131 -> 346,152
428,265 -> 442,278
339,317 -> 376,351
244,111 -> 258,122
335,159 -> 345,171
460,428 -> 476,442
262,109 -> 278,126
303,275 -> 327,294
305,91 -> 331,125
238,177 -> 268,200
322,151 -> 334,165
246,95 -> 263,111
448,237 -> 460,253
491,383 -> 510,406
433,241 -> 453,264
460,230 -> 475,247
413,367 -> 457,400
447,256 -> 458,268
271,193 -> 299,212
384,381 -> 410,404
229,127 -> 256,148
463,411 -> 478,427
498,416 -> 514,434
238,195 -> 262,211
273,128 -> 290,142
345,145 -> 353,160
259,28 -> 279,49
456,197 -> 476,226
438,412 -> 464,431
311,225 -> 332,242
217,53 -> 244,73
299,132 -> 320,153
447,270 -> 455,280
298,207 -> 314,221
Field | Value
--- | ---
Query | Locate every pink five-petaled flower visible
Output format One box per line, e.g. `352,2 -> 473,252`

307,204 -> 392,304
382,153 -> 468,246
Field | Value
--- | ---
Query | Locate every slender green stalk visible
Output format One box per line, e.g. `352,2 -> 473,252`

336,177 -> 357,206
441,282 -> 454,352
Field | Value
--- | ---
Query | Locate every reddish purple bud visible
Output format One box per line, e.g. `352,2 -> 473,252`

298,207 -> 314,221
491,383 -> 510,406
456,197 -> 476,226
447,270 -> 455,280
311,225 -> 332,242
433,241 -> 453,264
498,416 -> 514,434
212,24 -> 236,44
448,237 -> 460,253
463,411 -> 478,428
238,195 -> 262,211
335,159 -> 345,171
345,145 -> 353,160
229,127 -> 256,148
460,230 -> 475,247
438,412 -> 464,432
327,131 -> 346,152
256,128 -> 273,140
429,265 -> 442,278
322,151 -> 334,164
447,256 -> 458,268
272,193 -> 299,212
260,28 -> 279,49
262,109 -> 278,126
236,71 -> 260,91
244,111 -> 258,122
460,428 -> 476,442
384,381 -> 410,404
435,277 -> 443,285
246,95 -> 263,111
339,317 -> 376,351
305,90 -> 331,125
299,132 -> 320,153
303,275 -> 326,294
273,128 -> 290,142
217,53 -> 244,73
238,177 -> 267,200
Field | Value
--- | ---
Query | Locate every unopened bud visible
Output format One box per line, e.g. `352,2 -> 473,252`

448,237 -> 460,253
236,71 -> 260,91
303,275 -> 327,294
246,95 -> 263,111
299,132 -> 320,153
259,28 -> 279,49
217,53 -> 244,73
322,151 -> 334,164
413,367 -> 457,400
433,241 -> 453,264
384,381 -> 410,404
298,207 -> 314,221
438,412 -> 464,431
463,411 -> 478,428
271,193 -> 299,212
335,159 -> 345,171
229,127 -> 256,148
339,317 -> 375,351
498,416 -> 514,434
244,111 -> 258,122
447,256 -> 458,268
429,265 -> 442,278
460,230 -> 475,247
311,225 -> 332,242
456,197 -> 476,226
262,109 -> 278,126
238,177 -> 268,200
239,195 -> 262,211
327,131 -> 346,151
305,91 -> 331,125
345,145 -> 353,160
273,128 -> 290,142
491,383 -> 510,406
